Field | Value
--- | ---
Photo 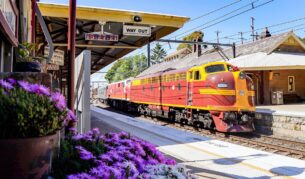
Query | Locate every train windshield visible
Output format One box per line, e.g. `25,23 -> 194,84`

205,64 -> 226,73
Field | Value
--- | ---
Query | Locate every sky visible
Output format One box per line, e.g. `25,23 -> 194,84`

40,0 -> 305,82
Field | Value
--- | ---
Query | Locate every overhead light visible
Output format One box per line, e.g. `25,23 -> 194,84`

133,15 -> 142,22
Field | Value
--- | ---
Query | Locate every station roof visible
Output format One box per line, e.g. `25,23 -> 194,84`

36,3 -> 189,75
139,31 -> 305,76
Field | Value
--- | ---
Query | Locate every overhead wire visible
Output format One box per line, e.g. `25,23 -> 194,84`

207,16 -> 305,42
141,0 -> 274,55
188,0 -> 243,23
175,0 -> 274,39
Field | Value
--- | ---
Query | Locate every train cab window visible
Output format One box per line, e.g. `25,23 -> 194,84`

205,64 -> 225,73
194,71 -> 201,80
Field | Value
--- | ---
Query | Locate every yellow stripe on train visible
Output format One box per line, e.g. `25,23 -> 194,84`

199,89 -> 236,96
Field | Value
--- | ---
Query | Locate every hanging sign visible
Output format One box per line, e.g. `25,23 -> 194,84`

85,33 -> 119,42
123,25 -> 151,37
46,64 -> 60,71
44,47 -> 65,66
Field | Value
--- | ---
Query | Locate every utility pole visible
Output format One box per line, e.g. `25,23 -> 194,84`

239,32 -> 244,44
215,30 -> 221,43
68,0 -> 77,110
251,17 -> 255,42
147,43 -> 151,67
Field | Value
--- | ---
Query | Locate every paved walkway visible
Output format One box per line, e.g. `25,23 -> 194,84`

256,104 -> 305,117
92,106 -> 305,179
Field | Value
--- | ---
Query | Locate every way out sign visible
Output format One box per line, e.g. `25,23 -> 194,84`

123,25 -> 151,37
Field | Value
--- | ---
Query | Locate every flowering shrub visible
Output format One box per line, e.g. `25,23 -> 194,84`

0,79 -> 76,138
52,128 -> 196,178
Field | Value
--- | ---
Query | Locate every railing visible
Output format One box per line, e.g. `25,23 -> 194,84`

74,50 -> 91,133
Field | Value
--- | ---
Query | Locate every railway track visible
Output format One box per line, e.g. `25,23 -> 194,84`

96,104 -> 305,160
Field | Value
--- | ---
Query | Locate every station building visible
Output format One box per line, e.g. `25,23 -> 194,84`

0,0 -> 21,72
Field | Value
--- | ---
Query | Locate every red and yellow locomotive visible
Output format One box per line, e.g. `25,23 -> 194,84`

106,61 -> 255,133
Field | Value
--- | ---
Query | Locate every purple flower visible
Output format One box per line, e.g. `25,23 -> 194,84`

18,81 -> 31,92
165,159 -> 176,165
67,173 -> 93,179
75,146 -> 95,160
50,92 -> 66,110
72,134 -> 83,141
0,80 -> 14,90
109,167 -> 121,178
29,84 -> 50,96
99,154 -> 113,163
65,109 -> 77,124
92,128 -> 100,136
7,78 -> 16,85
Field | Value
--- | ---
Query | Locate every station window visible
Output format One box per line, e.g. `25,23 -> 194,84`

194,71 -> 201,80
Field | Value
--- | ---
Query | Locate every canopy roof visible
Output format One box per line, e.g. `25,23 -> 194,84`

230,52 -> 305,70
36,3 -> 189,75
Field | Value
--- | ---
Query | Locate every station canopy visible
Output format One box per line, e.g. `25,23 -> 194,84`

36,3 -> 189,75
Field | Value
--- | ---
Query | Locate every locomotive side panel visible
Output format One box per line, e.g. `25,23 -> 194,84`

160,72 -> 187,106
130,75 -> 161,104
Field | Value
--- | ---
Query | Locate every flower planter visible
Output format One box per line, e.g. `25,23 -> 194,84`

0,131 -> 60,179
15,62 -> 41,72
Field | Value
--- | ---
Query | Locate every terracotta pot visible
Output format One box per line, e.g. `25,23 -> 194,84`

0,132 -> 60,179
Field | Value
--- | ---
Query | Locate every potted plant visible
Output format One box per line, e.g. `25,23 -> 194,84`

15,43 -> 45,72
0,78 -> 77,178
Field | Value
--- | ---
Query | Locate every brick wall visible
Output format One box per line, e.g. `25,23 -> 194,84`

255,112 -> 305,142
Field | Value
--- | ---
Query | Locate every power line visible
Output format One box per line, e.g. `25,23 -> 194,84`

132,0 -> 274,59
188,0 -> 274,36
208,16 -> 305,42
173,0 -> 264,39
189,0 -> 243,23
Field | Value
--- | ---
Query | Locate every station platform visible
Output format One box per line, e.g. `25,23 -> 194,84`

255,104 -> 305,141
91,106 -> 305,179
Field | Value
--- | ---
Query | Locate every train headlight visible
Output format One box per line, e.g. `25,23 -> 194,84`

241,114 -> 249,122
224,112 -> 237,120
239,90 -> 245,96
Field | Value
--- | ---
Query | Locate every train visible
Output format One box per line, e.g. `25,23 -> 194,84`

103,61 -> 256,133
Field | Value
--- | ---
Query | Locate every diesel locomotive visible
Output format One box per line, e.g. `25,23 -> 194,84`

105,61 -> 256,133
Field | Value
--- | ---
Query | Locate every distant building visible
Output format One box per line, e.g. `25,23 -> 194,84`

164,47 -> 192,62
139,31 -> 305,105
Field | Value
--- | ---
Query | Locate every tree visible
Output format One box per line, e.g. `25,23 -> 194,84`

105,54 -> 148,83
177,31 -> 204,50
151,43 -> 167,64
105,60 -> 124,83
